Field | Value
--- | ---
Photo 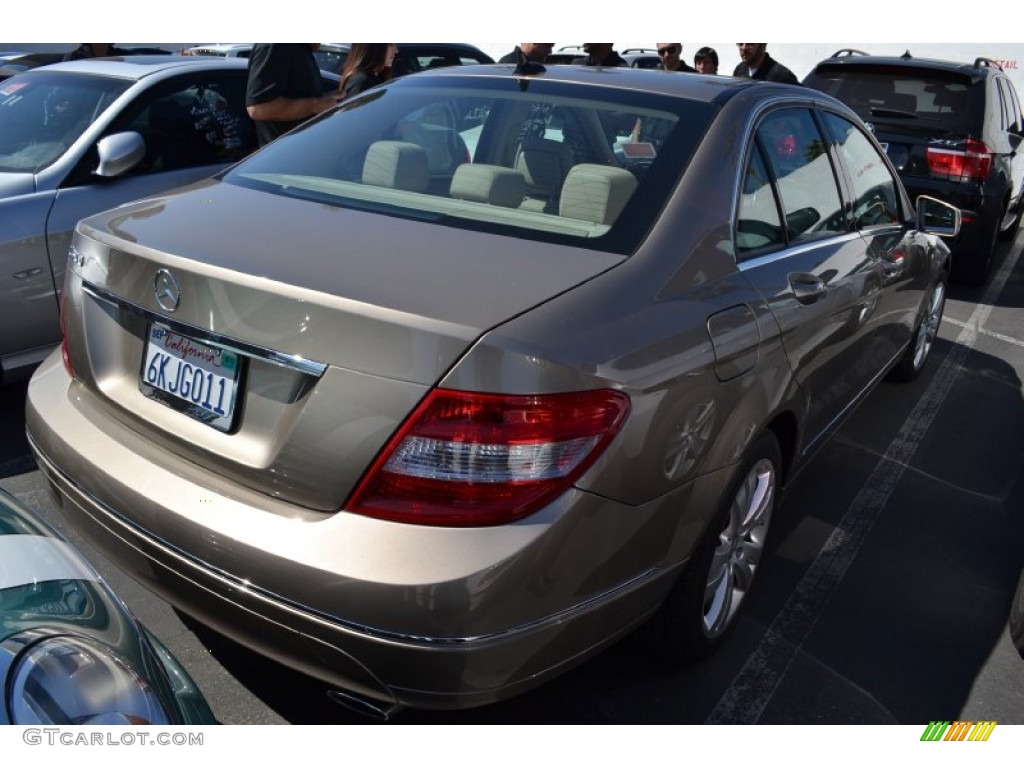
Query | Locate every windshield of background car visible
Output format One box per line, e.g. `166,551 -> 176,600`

806,64 -> 982,131
0,72 -> 129,172
224,76 -> 716,255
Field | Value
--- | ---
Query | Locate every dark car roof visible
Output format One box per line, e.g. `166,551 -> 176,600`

419,63 -> 812,105
808,51 -> 1001,84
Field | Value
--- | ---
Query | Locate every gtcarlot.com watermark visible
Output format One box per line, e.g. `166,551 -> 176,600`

23,729 -> 204,747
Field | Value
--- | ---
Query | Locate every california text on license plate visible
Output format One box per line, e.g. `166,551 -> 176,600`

140,324 -> 240,431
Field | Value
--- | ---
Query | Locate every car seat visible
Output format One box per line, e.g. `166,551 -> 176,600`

515,137 -> 574,212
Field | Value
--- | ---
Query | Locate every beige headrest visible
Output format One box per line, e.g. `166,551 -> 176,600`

559,164 -> 638,225
450,164 -> 526,208
362,141 -> 429,191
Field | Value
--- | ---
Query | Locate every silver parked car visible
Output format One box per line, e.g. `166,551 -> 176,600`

27,63 -> 960,715
0,55 -> 257,384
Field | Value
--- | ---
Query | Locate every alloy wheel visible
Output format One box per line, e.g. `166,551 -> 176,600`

911,281 -> 946,371
702,457 -> 776,638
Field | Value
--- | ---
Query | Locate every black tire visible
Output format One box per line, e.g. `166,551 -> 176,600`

888,274 -> 947,382
998,197 -> 1022,242
644,431 -> 782,663
1010,569 -> 1024,659
952,218 -> 997,286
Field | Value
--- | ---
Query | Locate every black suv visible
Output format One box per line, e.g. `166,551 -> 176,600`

804,50 -> 1024,284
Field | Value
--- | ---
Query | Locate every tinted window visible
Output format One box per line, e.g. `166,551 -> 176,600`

807,65 -> 981,130
117,75 -> 254,172
1007,80 -> 1024,132
756,109 -> 846,244
0,72 -> 129,172
823,112 -> 901,228
997,77 -> 1022,132
224,77 -> 715,255
736,145 -> 785,256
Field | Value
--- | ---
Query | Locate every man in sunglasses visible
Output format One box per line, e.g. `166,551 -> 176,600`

656,43 -> 696,73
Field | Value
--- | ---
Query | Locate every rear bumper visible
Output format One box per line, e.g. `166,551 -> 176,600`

26,353 -> 721,710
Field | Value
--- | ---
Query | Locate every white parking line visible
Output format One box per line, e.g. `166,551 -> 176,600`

942,316 -> 1024,349
705,245 -> 1022,724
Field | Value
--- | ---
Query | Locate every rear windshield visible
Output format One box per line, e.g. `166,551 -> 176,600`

224,75 -> 716,255
806,65 -> 981,129
0,71 -> 129,172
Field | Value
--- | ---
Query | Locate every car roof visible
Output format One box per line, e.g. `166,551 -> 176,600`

410,63 -> 804,104
30,55 -> 249,80
810,50 -> 1001,82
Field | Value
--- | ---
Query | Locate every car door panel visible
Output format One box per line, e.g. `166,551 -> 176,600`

736,107 -> 882,451
821,109 -> 928,365
0,191 -> 60,360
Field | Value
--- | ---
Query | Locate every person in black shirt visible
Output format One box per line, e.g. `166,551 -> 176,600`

656,43 -> 696,73
732,44 -> 798,84
63,44 -> 126,61
246,44 -> 342,146
573,44 -> 627,67
498,44 -> 554,64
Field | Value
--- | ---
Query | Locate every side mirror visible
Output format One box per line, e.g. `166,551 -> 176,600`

94,131 -> 145,178
915,195 -> 961,238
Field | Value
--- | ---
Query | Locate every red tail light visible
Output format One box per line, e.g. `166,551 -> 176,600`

59,290 -> 74,379
347,388 -> 631,526
926,138 -> 992,182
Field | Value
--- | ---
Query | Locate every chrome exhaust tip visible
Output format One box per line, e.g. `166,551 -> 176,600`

326,689 -> 403,722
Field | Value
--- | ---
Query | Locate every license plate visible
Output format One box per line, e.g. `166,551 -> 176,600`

140,324 -> 240,431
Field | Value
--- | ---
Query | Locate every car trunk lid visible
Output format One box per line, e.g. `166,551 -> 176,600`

67,181 -> 625,511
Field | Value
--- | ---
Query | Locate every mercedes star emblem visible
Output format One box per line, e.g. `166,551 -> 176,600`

153,268 -> 181,312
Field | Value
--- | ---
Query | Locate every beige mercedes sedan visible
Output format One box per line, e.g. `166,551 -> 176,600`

27,62 -> 959,716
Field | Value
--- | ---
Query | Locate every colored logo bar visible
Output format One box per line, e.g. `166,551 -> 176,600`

920,721 -> 997,741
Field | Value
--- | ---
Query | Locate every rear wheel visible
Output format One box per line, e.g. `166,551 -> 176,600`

645,432 -> 781,662
952,217 -> 997,286
1011,569 -> 1024,658
998,196 -> 1022,242
888,275 -> 946,382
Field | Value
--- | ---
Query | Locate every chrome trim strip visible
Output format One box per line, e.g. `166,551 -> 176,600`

736,231 -> 867,272
82,281 -> 328,377
31,435 -> 664,649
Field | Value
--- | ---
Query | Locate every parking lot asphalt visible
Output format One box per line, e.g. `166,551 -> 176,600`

2,234 -> 1023,725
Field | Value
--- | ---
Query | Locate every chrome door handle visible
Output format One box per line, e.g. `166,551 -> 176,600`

789,273 -> 826,304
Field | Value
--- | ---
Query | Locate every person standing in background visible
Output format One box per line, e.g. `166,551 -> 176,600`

499,44 -> 554,64
574,44 -> 627,67
732,43 -> 798,84
63,44 -> 126,60
694,47 -> 719,74
246,44 -> 342,146
657,43 -> 696,72
339,44 -> 398,98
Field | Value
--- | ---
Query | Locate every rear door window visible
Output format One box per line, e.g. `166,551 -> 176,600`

736,145 -> 785,256
755,108 -> 847,244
